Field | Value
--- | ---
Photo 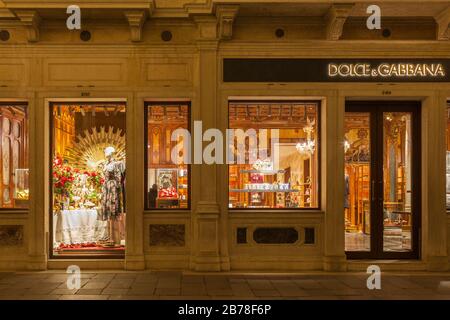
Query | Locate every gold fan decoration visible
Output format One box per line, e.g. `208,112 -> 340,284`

63,126 -> 125,171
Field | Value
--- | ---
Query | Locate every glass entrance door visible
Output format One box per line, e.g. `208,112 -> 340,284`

345,102 -> 420,259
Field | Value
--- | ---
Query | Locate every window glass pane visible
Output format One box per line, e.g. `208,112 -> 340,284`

228,101 -> 319,209
0,104 -> 28,209
51,103 -> 126,256
146,103 -> 190,209
382,112 -> 412,252
447,104 -> 450,209
344,112 -> 371,251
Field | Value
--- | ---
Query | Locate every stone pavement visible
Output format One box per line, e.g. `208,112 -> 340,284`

1,271 -> 450,300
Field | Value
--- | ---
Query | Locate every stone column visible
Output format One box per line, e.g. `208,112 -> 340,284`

322,92 -> 347,271
423,93 -> 448,271
191,16 -> 223,271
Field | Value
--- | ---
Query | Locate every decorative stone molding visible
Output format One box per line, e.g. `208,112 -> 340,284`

215,5 -> 239,40
0,9 -> 14,18
149,224 -> 185,247
324,3 -> 354,41
14,10 -> 40,42
193,15 -> 219,41
0,225 -> 23,246
435,6 -> 450,40
124,10 -> 148,42
0,0 -> 14,19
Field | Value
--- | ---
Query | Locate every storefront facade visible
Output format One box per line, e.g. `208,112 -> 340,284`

0,0 -> 449,272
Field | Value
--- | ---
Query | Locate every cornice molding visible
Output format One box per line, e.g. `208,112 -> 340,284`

1,41 -> 450,57
0,8 -> 15,18
0,0 -> 15,18
218,40 -> 450,56
435,6 -> 450,41
2,0 -> 154,9
14,9 -> 40,42
324,3 -> 354,41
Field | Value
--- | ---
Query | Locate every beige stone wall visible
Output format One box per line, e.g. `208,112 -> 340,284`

0,1 -> 449,272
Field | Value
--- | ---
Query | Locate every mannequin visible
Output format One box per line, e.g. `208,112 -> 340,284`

100,146 -> 125,247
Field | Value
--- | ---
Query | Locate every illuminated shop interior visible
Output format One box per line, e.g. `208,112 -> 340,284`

51,103 -> 126,256
344,111 -> 413,252
146,103 -> 190,209
228,101 -> 319,209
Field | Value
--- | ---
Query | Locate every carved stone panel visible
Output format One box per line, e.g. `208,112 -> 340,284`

0,225 -> 23,246
253,227 -> 298,244
149,224 -> 185,246
237,227 -> 247,244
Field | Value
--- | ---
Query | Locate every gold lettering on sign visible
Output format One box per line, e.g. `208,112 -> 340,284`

328,63 -> 446,78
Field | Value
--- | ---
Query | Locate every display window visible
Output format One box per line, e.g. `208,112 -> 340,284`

51,102 -> 126,257
145,102 -> 190,210
228,101 -> 319,209
447,103 -> 450,210
0,103 -> 28,209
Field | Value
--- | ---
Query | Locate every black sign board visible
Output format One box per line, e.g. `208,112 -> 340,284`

223,58 -> 450,82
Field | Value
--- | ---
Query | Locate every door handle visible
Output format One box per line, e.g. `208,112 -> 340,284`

379,181 -> 384,204
371,180 -> 375,201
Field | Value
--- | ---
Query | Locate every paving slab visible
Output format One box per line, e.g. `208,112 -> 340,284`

0,271 -> 448,300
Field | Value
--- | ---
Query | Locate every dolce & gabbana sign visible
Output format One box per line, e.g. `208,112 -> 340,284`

223,59 -> 450,82
328,63 -> 446,78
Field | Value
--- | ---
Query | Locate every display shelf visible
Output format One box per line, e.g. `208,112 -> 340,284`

230,189 -> 299,193
239,169 -> 286,174
177,167 -> 188,208
229,162 -> 314,208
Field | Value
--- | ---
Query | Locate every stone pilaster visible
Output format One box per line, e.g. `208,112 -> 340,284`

322,93 -> 347,271
27,91 -> 47,270
190,16 -> 226,271
125,93 -> 145,270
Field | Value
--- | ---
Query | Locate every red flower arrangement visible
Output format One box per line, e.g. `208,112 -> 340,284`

52,155 -> 75,197
53,156 -> 105,208
84,170 -> 104,189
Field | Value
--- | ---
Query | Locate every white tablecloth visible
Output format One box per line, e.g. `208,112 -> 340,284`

53,209 -> 108,245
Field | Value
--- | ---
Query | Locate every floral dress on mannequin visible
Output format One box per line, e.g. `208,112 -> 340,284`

100,159 -> 125,221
